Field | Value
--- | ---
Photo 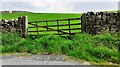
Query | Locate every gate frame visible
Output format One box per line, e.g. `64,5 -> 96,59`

22,16 -> 28,37
23,14 -> 87,37
81,14 -> 87,33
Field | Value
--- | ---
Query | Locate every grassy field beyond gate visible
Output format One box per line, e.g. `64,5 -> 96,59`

1,12 -> 81,21
1,12 -> 82,35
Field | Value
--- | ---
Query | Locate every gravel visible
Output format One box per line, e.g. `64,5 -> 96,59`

1,53 -> 84,65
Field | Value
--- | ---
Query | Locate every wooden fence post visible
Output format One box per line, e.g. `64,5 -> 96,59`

22,16 -> 28,38
81,14 -> 87,33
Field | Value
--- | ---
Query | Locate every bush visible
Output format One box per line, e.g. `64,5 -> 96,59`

2,32 -> 22,53
16,38 -> 32,53
2,32 -> 21,45
93,33 -> 119,49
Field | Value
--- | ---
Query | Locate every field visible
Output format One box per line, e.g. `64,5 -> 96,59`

1,12 -> 82,35
1,12 -> 81,21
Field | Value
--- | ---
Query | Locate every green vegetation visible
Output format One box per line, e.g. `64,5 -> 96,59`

1,12 -> 119,64
1,32 -> 119,64
0,12 -> 81,21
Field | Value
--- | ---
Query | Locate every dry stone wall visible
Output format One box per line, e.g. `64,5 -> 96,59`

85,12 -> 120,34
0,16 -> 28,37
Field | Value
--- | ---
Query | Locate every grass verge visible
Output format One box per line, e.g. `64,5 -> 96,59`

1,32 -> 120,64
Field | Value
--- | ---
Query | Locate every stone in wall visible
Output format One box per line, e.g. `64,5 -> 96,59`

0,17 -> 24,35
85,12 -> 120,34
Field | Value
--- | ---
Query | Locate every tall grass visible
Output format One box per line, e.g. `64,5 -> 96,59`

1,32 -> 119,64
2,32 -> 21,45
